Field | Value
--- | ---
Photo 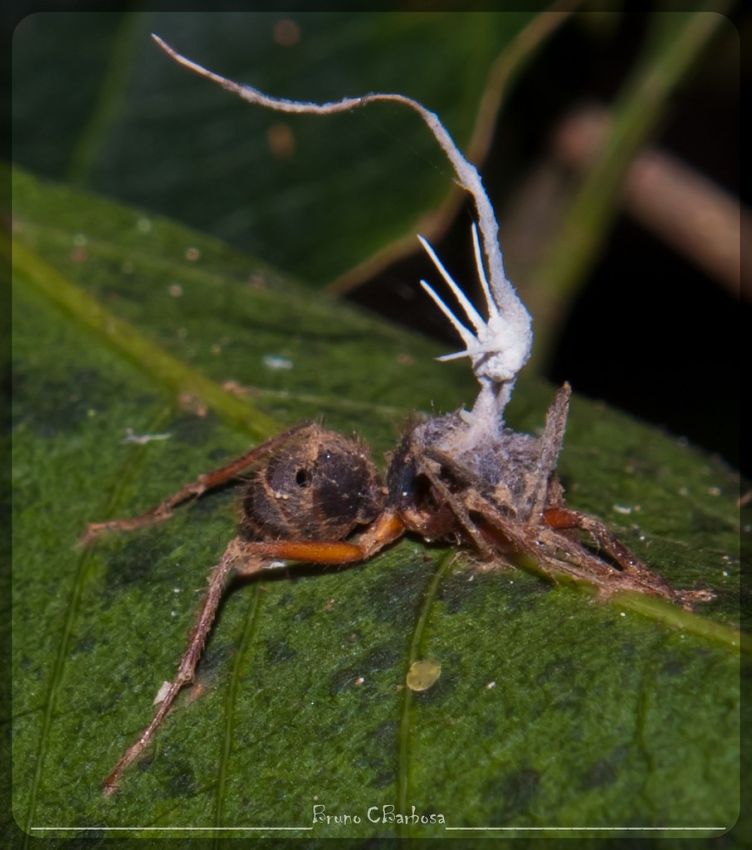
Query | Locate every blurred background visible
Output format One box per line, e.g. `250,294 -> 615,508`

11,7 -> 745,472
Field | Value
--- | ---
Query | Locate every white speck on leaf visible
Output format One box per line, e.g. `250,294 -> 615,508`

263,354 -> 294,370
153,681 -> 171,705
122,428 -> 172,445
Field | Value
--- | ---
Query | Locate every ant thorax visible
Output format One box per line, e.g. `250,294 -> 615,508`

395,392 -> 566,527
421,413 -> 527,486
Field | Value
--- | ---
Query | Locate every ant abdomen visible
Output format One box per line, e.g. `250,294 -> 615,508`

241,424 -> 385,540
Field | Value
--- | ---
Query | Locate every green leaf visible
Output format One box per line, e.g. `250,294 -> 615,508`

12,10 -> 539,287
11,167 -> 743,842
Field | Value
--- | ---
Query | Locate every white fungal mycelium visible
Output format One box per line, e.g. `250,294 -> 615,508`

152,34 -> 533,441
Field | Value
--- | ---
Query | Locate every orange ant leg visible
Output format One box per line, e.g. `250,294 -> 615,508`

544,506 -> 656,578
233,511 -> 407,574
541,506 -> 714,607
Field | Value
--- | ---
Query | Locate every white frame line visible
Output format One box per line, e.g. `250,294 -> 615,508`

30,825 -> 727,833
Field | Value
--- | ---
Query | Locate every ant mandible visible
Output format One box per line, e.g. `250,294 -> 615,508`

83,36 -> 714,796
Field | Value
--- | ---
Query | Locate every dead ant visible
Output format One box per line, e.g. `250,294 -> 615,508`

84,36 -> 714,796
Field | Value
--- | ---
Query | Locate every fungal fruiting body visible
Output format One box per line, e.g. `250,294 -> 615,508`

149,34 -> 532,445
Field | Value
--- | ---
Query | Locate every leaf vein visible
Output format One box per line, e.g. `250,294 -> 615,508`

213,585 -> 264,831
396,551 -> 456,837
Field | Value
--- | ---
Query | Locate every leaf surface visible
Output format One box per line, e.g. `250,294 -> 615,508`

10,168 -> 743,841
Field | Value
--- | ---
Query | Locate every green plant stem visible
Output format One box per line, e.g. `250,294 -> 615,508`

529,4 -> 732,369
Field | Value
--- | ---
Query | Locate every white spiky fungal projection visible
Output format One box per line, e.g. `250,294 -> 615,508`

417,223 -> 532,431
152,35 -> 533,437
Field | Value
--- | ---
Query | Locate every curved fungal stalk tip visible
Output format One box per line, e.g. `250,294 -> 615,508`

151,34 -> 533,423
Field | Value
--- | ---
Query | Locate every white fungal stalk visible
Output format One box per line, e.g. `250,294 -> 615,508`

152,34 -> 532,434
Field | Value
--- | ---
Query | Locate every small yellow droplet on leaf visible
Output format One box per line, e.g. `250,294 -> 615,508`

406,659 -> 441,692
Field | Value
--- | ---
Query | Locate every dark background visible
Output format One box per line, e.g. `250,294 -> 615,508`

350,10 -> 744,475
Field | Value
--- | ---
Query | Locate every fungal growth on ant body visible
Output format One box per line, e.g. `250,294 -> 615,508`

83,35 -> 714,796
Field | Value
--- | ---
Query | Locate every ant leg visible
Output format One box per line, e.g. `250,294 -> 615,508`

471,489 -> 687,602
103,536 -> 245,796
233,511 -> 407,573
543,506 -> 650,577
103,514 -> 406,795
541,507 -> 715,608
416,463 -> 494,557
81,422 -> 316,546
414,445 -> 508,555
463,490 -> 643,590
526,383 -> 571,522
